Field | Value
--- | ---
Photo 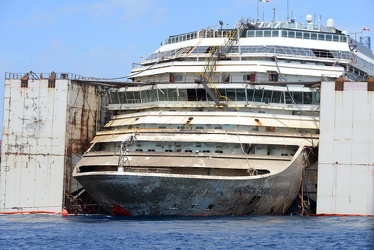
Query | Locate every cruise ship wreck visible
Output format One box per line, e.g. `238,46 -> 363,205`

73,15 -> 374,216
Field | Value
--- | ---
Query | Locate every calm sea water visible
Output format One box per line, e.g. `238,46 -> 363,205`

0,214 -> 373,249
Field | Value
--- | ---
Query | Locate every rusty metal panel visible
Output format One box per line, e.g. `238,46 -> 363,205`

317,81 -> 374,215
368,77 -> 374,91
0,78 -> 102,214
1,79 -> 69,213
334,77 -> 344,91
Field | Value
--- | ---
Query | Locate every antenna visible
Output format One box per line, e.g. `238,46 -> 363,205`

287,0 -> 289,22
291,9 -> 294,22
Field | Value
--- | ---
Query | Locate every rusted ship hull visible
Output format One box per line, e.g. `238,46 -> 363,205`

74,148 -> 306,216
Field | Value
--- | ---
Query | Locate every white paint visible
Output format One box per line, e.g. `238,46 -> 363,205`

317,81 -> 374,215
0,78 -> 100,214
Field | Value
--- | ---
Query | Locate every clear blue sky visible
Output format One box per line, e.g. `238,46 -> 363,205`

0,0 -> 373,137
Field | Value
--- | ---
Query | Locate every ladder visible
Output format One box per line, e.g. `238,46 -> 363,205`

118,134 -> 137,171
197,25 -> 244,111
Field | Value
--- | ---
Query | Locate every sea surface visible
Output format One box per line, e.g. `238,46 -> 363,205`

0,214 -> 373,249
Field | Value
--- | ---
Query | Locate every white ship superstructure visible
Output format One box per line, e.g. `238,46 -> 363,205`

73,16 -> 374,216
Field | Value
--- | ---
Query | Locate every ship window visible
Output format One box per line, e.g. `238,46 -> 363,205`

247,30 -> 255,37
311,33 -> 317,40
236,89 -> 245,101
159,126 -> 166,129
158,89 -> 167,101
296,31 -> 302,38
333,35 -> 339,42
303,92 -> 312,104
192,46 -> 209,54
269,73 -> 278,82
255,30 -> 263,37
118,92 -> 125,103
222,73 -> 230,82
226,89 -> 236,101
281,30 -> 288,37
214,126 -> 222,129
243,74 -> 256,82
264,30 -> 271,37
313,92 -> 320,104
254,88 -> 264,102
190,204 -> 198,210
178,89 -> 188,101
168,89 -> 178,101
272,30 -> 279,37
165,149 -> 173,152
288,31 -> 295,38
247,89 -> 255,102
272,91 -> 284,104
148,149 -> 155,152
196,89 -> 207,101
263,90 -> 272,103
303,32 -> 311,39
285,92 -> 293,104
150,89 -> 158,102
318,33 -> 325,40
196,126 -> 204,129
141,90 -> 149,103
185,149 -> 192,152
135,149 -> 143,151
126,91 -> 140,104
311,49 -> 334,58
202,150 -> 210,153
110,92 -> 119,104
215,150 -> 223,153
293,92 -> 303,104
187,89 -> 197,101
175,74 -> 184,82
326,34 -> 332,41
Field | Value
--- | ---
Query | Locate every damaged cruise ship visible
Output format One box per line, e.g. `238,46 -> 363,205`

73,15 -> 374,216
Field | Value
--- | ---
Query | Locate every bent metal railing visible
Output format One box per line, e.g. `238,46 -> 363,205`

5,71 -> 85,80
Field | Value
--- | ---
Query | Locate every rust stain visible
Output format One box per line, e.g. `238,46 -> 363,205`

185,117 -> 194,124
254,118 -> 262,126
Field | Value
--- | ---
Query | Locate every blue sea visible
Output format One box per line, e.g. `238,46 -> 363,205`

0,214 -> 373,249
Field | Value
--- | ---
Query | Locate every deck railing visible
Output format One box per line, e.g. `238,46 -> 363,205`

5,71 -> 85,80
